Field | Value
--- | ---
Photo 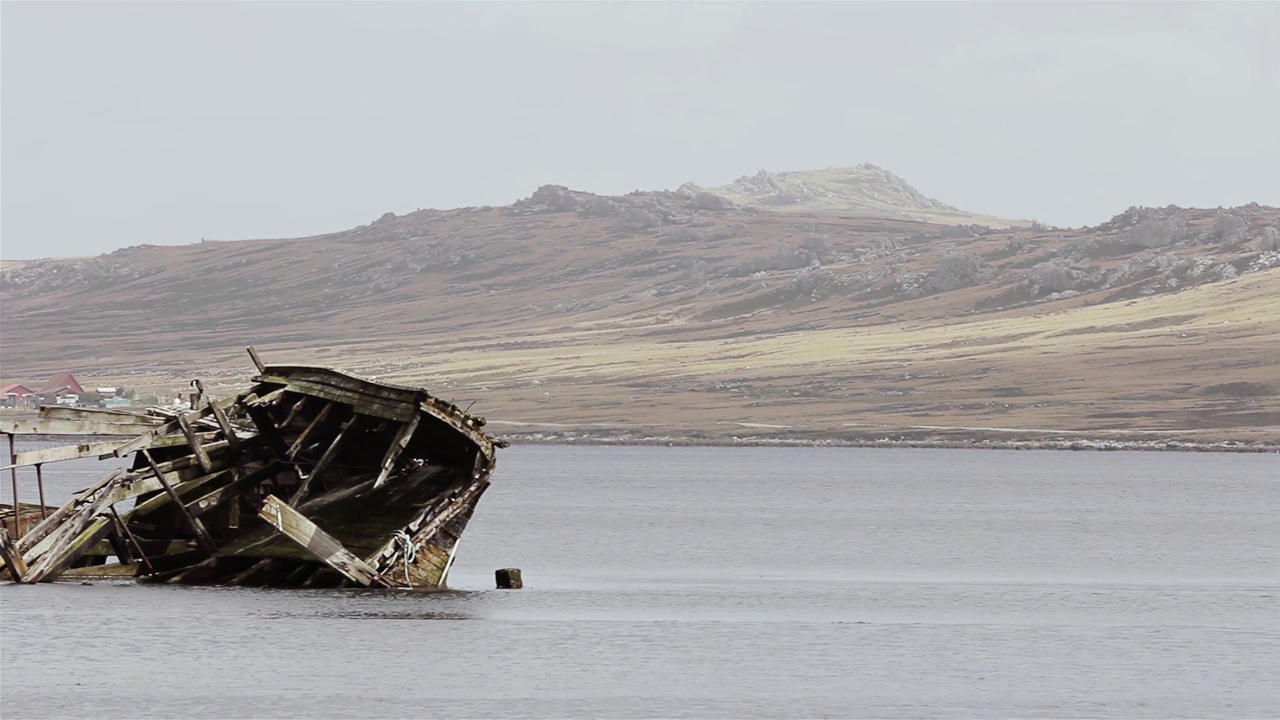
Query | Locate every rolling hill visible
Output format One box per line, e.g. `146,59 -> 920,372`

2,172 -> 1277,448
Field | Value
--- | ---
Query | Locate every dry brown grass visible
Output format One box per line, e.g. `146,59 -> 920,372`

2,199 -> 1276,445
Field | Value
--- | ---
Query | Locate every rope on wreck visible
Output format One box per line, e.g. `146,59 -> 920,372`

393,530 -> 416,588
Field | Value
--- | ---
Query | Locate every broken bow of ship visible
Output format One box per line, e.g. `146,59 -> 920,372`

0,349 -> 507,590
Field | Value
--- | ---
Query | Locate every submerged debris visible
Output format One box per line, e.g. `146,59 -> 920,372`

0,348 -> 505,590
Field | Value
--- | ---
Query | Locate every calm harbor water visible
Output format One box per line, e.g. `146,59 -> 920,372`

2,444 -> 1278,718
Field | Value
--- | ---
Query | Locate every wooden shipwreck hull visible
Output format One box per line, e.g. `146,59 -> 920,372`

0,353 -> 505,590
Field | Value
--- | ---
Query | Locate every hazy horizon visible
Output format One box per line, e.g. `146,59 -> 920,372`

3,1 -> 1278,260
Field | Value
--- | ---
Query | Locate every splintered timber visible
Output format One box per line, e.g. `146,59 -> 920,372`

0,348 -> 506,590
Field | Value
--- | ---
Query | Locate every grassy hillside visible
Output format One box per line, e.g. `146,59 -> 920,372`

2,177 -> 1277,446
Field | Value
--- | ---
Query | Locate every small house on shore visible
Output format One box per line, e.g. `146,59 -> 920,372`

1,383 -> 36,408
37,372 -> 87,406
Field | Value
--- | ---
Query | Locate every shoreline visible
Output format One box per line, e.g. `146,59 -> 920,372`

494,432 -> 1280,453
8,430 -> 1277,455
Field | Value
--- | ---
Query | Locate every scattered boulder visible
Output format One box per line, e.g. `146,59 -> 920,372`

675,182 -> 706,198
578,197 -> 623,218
511,185 -> 583,215
1202,211 -> 1248,246
923,252 -> 991,293
1027,261 -> 1089,296
612,209 -> 663,233
1127,218 -> 1182,248
1261,226 -> 1280,252
692,191 -> 735,211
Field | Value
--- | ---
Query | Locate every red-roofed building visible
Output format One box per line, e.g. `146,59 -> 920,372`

39,372 -> 85,396
1,383 -> 36,407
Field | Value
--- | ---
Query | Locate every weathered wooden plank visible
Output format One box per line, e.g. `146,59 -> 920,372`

119,442 -> 220,481
228,558 -> 275,586
177,414 -> 214,474
254,376 -> 417,422
110,506 -> 153,574
185,484 -> 239,517
0,527 -> 28,581
245,387 -> 287,408
20,477 -> 128,570
110,402 -> 220,458
110,421 -> 178,458
142,450 -> 218,556
19,470 -> 137,581
280,396 -> 309,430
257,367 -> 427,404
369,476 -> 489,588
3,418 -> 166,436
374,415 -> 419,489
257,494 -> 386,587
125,469 -> 235,520
208,398 -> 242,456
419,399 -> 497,458
16,469 -> 122,555
22,516 -> 114,583
245,403 -> 291,464
287,401 -> 334,460
1,442 -> 128,470
289,416 -> 357,506
38,406 -> 163,424
99,432 -> 220,458
247,345 -> 266,373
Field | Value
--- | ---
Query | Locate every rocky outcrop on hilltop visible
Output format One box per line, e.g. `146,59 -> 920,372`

698,164 -> 1026,226
509,184 -> 739,227
715,165 -> 956,212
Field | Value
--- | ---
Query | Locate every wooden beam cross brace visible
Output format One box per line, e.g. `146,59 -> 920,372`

258,495 -> 387,587
142,449 -> 218,556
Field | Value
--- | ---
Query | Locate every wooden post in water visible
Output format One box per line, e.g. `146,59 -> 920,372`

34,464 -> 47,521
495,567 -> 523,589
6,433 -> 18,538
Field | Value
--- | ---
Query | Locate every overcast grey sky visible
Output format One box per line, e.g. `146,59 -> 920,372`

2,1 -> 1277,260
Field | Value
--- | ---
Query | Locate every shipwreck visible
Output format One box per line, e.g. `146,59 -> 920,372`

0,348 -> 505,589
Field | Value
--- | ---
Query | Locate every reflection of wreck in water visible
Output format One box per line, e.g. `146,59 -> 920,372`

0,348 -> 505,590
